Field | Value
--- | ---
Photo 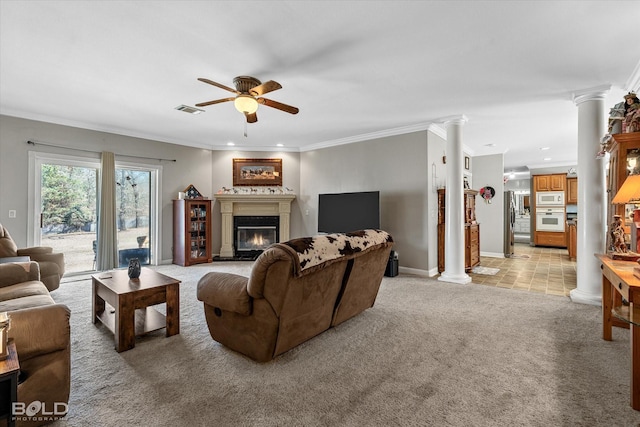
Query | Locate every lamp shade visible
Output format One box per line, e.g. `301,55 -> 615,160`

234,95 -> 258,114
612,174 -> 640,204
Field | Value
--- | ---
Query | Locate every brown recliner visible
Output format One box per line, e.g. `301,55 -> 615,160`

0,223 -> 65,292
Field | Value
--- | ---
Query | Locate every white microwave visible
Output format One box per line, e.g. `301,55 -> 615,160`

536,191 -> 565,206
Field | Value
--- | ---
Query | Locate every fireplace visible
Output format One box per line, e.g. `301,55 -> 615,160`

214,192 -> 295,259
234,216 -> 279,259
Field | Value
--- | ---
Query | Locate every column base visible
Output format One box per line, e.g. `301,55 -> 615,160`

220,245 -> 234,258
569,287 -> 602,306
438,271 -> 471,285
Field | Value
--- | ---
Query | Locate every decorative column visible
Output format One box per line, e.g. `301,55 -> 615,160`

570,85 -> 610,305
439,115 -> 471,284
219,200 -> 235,258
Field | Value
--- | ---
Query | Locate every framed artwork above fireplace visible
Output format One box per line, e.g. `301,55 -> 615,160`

233,158 -> 282,186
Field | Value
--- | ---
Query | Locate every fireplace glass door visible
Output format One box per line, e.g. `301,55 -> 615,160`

234,216 -> 279,259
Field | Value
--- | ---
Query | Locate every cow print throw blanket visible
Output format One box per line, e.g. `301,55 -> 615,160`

276,229 -> 393,276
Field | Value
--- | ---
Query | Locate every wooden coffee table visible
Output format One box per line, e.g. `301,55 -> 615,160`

92,268 -> 180,352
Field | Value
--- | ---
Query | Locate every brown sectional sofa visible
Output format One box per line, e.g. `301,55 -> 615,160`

0,261 -> 71,426
197,229 -> 393,362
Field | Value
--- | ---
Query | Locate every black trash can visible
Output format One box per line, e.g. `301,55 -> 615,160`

384,250 -> 398,277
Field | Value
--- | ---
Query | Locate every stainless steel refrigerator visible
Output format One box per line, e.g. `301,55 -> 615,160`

504,190 -> 515,257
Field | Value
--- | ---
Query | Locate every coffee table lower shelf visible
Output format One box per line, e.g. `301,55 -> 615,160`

96,304 -> 168,336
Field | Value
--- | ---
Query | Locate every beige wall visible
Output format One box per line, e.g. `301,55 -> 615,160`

300,130 -> 441,272
1,114 -> 441,273
0,115 -> 301,262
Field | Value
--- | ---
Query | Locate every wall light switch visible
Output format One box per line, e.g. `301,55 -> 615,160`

8,210 -> 16,218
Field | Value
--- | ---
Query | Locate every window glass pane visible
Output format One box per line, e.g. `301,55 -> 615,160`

41,164 -> 97,274
116,169 -> 151,267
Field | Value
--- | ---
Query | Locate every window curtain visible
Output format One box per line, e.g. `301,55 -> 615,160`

97,151 -> 118,270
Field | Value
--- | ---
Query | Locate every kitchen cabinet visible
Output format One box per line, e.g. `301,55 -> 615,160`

534,230 -> 567,248
173,199 -> 213,266
534,174 -> 566,192
437,189 -> 480,272
566,177 -> 578,204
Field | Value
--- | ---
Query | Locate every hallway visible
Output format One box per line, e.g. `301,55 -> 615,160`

469,243 -> 577,297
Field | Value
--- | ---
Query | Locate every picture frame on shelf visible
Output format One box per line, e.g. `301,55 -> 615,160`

233,158 -> 282,186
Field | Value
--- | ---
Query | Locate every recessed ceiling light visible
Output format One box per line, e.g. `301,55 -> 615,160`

543,157 -> 552,161
539,147 -> 551,151
276,143 -> 284,147
175,104 -> 204,115
227,142 -> 235,146
484,143 -> 496,147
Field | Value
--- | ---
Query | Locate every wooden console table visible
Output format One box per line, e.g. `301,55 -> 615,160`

596,254 -> 640,410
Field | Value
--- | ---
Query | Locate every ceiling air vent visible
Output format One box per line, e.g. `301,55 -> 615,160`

175,104 -> 205,115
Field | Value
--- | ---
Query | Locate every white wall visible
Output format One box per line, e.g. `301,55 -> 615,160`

473,154 -> 505,257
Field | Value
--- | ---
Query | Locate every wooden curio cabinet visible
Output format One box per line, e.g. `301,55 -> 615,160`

606,132 -> 640,248
437,189 -> 480,273
173,199 -> 213,266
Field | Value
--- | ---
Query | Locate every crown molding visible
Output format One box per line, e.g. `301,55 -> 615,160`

427,123 -> 447,139
300,121 -> 437,152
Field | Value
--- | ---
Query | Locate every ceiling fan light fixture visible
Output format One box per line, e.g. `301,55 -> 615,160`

234,95 -> 258,114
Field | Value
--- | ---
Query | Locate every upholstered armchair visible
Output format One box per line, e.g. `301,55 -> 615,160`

0,223 -> 65,292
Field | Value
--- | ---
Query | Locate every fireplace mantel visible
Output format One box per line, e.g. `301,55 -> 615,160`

214,193 -> 296,258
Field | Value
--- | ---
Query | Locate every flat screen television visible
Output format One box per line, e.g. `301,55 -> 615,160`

318,191 -> 380,233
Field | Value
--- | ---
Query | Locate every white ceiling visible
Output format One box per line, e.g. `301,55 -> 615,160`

1,1 -> 639,173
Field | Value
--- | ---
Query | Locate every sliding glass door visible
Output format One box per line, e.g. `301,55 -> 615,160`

30,153 -> 160,275
39,161 -> 98,274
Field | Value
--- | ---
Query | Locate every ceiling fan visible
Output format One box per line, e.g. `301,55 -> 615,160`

195,76 -> 299,123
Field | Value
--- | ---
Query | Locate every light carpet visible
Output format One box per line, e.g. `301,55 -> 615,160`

50,262 -> 640,426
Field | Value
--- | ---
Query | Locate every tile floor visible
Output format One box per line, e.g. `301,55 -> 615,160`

468,243 -> 577,297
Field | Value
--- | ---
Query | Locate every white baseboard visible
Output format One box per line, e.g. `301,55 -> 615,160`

480,251 -> 505,258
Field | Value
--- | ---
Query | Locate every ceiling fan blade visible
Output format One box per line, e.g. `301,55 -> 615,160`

249,80 -> 282,96
245,112 -> 258,123
197,78 -> 238,94
257,98 -> 299,114
195,97 -> 235,107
